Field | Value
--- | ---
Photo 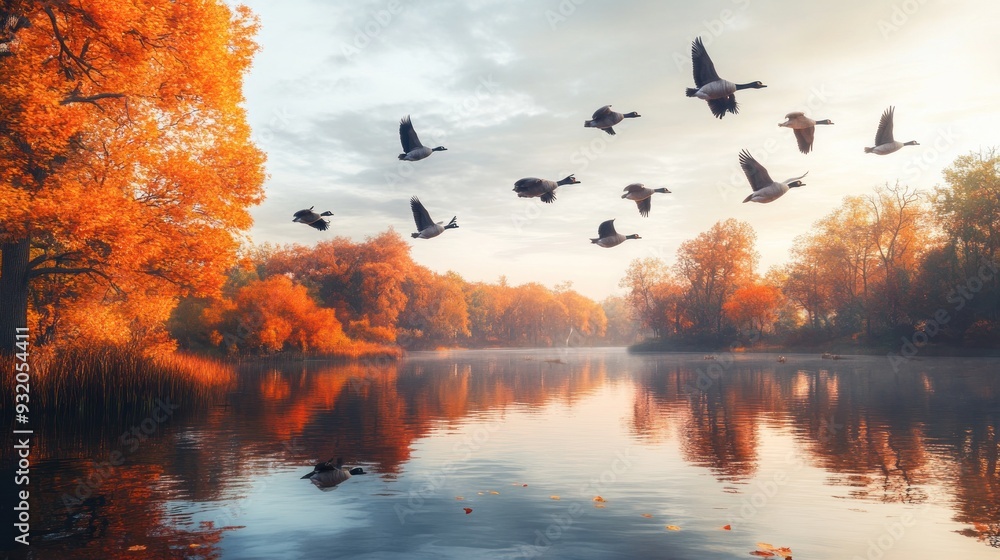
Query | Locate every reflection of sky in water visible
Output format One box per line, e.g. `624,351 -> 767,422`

183,352 -> 997,559
19,350 -> 1000,558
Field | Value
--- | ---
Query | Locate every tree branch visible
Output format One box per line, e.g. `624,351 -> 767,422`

60,92 -> 125,108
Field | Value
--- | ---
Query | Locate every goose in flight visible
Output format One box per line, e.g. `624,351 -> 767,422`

621,183 -> 671,217
410,196 -> 458,239
398,115 -> 447,161
739,150 -> 807,203
292,207 -> 334,231
513,175 -> 580,203
864,106 -> 918,155
584,105 -> 641,135
685,37 -> 766,119
778,112 -> 834,154
590,219 -> 640,248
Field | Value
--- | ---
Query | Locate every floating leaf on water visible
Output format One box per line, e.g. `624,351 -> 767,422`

593,496 -> 606,502
477,492 -> 484,495
490,491 -> 500,495
127,545 -> 147,552
523,484 -> 528,487
455,496 -> 464,501
665,525 -> 681,531
550,495 -> 560,500
463,507 -> 473,514
749,551 -> 775,557
189,544 -> 200,548
722,524 -> 732,530
641,513 -> 653,518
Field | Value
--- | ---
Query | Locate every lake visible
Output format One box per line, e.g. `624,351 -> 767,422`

6,348 -> 1000,559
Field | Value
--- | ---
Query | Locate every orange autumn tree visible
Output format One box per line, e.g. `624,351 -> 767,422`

0,1 -> 265,355
722,284 -> 783,340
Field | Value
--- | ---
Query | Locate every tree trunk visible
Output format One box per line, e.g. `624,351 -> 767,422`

0,237 -> 30,356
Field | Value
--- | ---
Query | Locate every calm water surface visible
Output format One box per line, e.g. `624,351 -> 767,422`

6,348 -> 1000,559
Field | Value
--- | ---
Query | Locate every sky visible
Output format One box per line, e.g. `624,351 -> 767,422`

234,0 -> 1000,301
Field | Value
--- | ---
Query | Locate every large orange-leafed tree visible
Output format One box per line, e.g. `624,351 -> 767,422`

0,1 -> 266,354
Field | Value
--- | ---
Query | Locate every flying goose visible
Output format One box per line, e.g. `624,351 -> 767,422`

513,175 -> 580,203
410,196 -> 457,239
590,219 -> 640,248
398,115 -> 447,161
292,206 -> 334,231
301,458 -> 366,490
739,150 -> 807,204
779,112 -> 834,154
865,106 -> 918,155
685,37 -> 766,119
584,105 -> 640,135
621,184 -> 671,217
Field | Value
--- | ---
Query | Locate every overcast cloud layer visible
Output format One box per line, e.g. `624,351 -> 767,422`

235,0 -> 1000,300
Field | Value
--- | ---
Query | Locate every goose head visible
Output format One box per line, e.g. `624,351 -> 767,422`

815,119 -> 834,125
736,81 -> 767,90
432,146 -> 448,152
558,175 -> 581,186
788,180 -> 806,188
654,187 -> 671,194
623,112 -> 641,118
626,234 -> 641,240
903,140 -> 919,146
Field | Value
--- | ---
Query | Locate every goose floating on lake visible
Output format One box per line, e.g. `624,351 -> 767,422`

865,106 -> 918,155
398,115 -> 447,161
584,105 -> 640,135
513,175 -> 580,203
301,458 -> 365,490
686,37 -> 766,119
621,183 -> 671,217
740,150 -> 807,204
590,219 -> 640,248
410,196 -> 458,239
779,112 -> 833,154
292,206 -> 334,231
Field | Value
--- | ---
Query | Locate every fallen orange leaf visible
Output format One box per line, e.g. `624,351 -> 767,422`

722,524 -> 732,531
523,484 -> 528,487
490,491 -> 500,495
665,525 -> 681,531
463,508 -> 473,514
641,513 -> 653,518
127,546 -> 147,552
550,495 -> 560,500
593,496 -> 606,502
749,552 -> 775,557
455,496 -> 464,501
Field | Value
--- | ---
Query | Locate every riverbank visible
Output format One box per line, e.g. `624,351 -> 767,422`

627,337 -> 1000,358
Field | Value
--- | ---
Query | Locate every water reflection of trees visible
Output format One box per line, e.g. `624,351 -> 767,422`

629,356 -> 1000,547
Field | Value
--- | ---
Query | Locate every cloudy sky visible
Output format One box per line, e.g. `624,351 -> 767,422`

234,0 -> 1000,301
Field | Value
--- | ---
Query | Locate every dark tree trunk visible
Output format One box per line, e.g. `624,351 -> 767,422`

0,237 -> 30,356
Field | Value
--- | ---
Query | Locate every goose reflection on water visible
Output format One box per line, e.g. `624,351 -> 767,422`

300,457 -> 366,491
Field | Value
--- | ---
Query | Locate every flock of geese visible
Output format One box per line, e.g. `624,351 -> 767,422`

292,36 -> 920,248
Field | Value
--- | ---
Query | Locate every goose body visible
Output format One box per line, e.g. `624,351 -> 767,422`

292,206 -> 334,231
513,175 -> 580,203
410,196 -> 458,239
865,106 -> 918,155
398,115 -> 447,161
584,105 -> 640,135
590,219 -> 640,248
621,184 -> 671,217
685,37 -> 766,119
778,112 -> 834,154
301,458 -> 365,490
739,150 -> 807,204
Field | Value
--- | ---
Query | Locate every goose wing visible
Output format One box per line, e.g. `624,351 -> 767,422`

410,196 -> 434,231
623,183 -> 645,194
592,105 -> 613,120
399,115 -> 424,153
874,106 -> 895,146
514,177 -> 541,192
636,197 -> 652,217
308,219 -> 329,231
739,149 -> 774,191
597,219 -> 618,238
691,37 -> 721,87
784,111 -> 806,121
793,127 -> 814,154
708,95 -> 738,119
